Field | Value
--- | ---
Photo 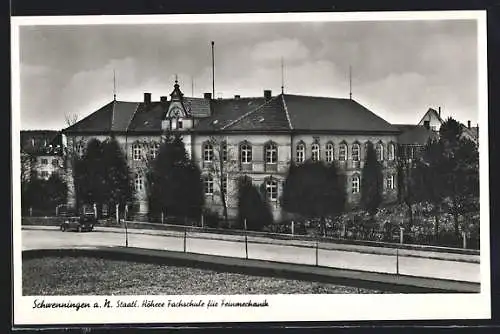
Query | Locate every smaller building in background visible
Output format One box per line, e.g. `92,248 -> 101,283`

20,130 -> 64,181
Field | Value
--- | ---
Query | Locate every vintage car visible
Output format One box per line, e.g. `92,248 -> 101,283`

60,213 -> 97,232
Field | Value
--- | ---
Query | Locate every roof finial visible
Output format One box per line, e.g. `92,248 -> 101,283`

175,74 -> 178,85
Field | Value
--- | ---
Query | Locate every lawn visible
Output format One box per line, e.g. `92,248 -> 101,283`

23,256 -> 386,295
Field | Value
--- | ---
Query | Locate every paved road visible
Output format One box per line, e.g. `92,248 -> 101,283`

22,226 -> 480,283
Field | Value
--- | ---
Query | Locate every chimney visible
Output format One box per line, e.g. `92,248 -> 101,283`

144,92 -> 151,104
204,92 -> 212,100
160,96 -> 168,103
438,106 -> 441,118
264,90 -> 272,100
468,120 -> 471,129
234,95 -> 240,99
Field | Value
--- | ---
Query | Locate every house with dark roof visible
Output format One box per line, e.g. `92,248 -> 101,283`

20,130 -> 64,180
63,80 -> 401,221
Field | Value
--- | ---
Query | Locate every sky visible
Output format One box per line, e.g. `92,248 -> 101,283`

18,18 -> 479,130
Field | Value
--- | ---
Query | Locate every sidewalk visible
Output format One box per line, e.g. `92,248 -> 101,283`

22,246 -> 480,293
22,225 -> 480,264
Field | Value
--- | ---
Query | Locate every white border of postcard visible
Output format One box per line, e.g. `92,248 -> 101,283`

11,11 -> 490,325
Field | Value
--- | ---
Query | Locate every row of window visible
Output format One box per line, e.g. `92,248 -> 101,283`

201,141 -> 396,166
132,173 -> 395,200
40,158 -> 60,166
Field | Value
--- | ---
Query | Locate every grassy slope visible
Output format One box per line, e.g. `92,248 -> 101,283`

23,256 -> 386,295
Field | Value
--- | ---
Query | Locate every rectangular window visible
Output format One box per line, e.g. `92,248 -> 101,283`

311,143 -> 320,162
266,180 -> 278,201
386,175 -> 394,190
135,174 -> 143,191
132,145 -> 142,161
296,144 -> 305,163
41,158 -> 48,165
41,171 -> 49,178
178,119 -> 183,129
52,159 -> 58,167
204,176 -> 214,195
352,144 -> 360,161
325,144 -> 334,163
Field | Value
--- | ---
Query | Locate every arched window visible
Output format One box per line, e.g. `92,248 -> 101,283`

311,143 -> 320,162
325,142 -> 334,163
132,143 -> 142,161
339,142 -> 348,161
387,142 -> 395,161
150,142 -> 160,159
352,143 -> 360,161
203,142 -> 214,162
203,175 -> 214,195
376,142 -> 384,161
265,178 -> 278,201
134,173 -> 143,191
240,142 -> 252,164
296,142 -> 305,163
265,142 -> 278,164
352,175 -> 360,194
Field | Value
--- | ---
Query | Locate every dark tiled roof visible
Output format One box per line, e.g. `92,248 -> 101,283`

282,94 -> 399,132
184,97 -> 211,118
64,101 -> 114,133
196,97 -> 268,131
222,96 -> 290,131
111,102 -> 139,132
398,125 -> 438,145
394,124 -> 418,132
128,102 -> 167,132
21,130 -> 63,155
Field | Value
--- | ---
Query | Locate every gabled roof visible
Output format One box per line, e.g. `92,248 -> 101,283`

418,108 -> 444,125
282,94 -> 399,132
398,125 -> 439,145
63,91 -> 399,134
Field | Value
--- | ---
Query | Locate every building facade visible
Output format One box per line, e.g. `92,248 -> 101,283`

20,130 -> 64,181
63,81 -> 401,222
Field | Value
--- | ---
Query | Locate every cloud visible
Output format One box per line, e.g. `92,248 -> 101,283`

250,38 -> 310,62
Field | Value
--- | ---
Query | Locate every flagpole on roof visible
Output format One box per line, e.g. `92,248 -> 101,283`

211,41 -> 215,98
113,69 -> 116,101
349,65 -> 352,100
281,56 -> 285,94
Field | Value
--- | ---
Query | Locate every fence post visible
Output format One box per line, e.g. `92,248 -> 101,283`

29,207 -> 32,217
244,219 -> 248,260
161,211 -> 164,224
115,204 -> 119,225
462,231 -> 467,249
125,219 -> 128,247
93,203 -> 97,219
201,213 -> 204,228
291,221 -> 294,236
399,227 -> 404,244
396,248 -> 399,276
315,241 -> 319,266
183,227 -> 187,253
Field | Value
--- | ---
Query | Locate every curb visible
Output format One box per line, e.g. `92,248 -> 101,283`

22,225 -> 480,264
22,247 -> 480,294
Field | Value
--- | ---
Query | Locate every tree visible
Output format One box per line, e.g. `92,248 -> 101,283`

205,136 -> 237,224
397,158 -> 425,229
101,136 -> 135,213
237,176 -> 273,231
439,118 -> 479,237
281,161 -> 346,236
45,173 -> 68,208
146,133 -> 204,223
73,139 -> 106,215
360,142 -> 383,227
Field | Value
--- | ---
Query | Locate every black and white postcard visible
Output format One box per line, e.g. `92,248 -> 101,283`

11,11 -> 490,326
